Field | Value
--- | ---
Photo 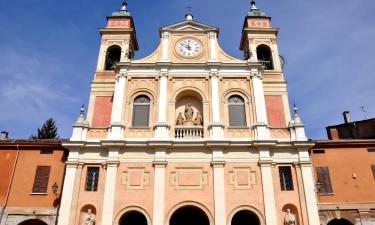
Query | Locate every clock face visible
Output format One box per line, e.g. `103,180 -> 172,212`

175,38 -> 202,58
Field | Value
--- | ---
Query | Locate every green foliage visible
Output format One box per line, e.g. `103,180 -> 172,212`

31,118 -> 59,139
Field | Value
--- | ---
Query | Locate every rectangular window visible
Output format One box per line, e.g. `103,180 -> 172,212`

85,167 -> 100,192
372,165 -> 375,179
316,167 -> 333,194
367,148 -> 375,152
279,166 -> 294,191
313,149 -> 325,154
132,105 -> 150,127
32,166 -> 51,193
40,149 -> 53,154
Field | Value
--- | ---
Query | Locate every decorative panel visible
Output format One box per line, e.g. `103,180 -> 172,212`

229,167 -> 256,189
170,168 -> 208,190
122,167 -> 150,190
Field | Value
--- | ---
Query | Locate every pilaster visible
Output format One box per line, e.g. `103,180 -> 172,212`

211,149 -> 226,225
161,32 -> 171,62
68,163 -> 84,225
209,69 -> 224,139
57,163 -> 78,225
209,32 -> 218,61
299,149 -> 320,225
154,69 -> 170,139
108,71 -> 127,139
251,69 -> 270,140
152,149 -> 167,225
258,147 -> 278,225
101,155 -> 120,225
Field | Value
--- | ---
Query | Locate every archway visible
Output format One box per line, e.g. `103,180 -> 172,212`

231,210 -> 260,225
18,219 -> 47,225
169,205 -> 210,225
119,210 -> 148,225
327,218 -> 354,225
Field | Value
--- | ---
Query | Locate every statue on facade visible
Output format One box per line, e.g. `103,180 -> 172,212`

184,103 -> 194,121
83,209 -> 95,225
194,112 -> 203,126
284,209 -> 296,225
176,112 -> 184,125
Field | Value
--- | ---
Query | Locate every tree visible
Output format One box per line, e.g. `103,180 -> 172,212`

31,118 -> 59,139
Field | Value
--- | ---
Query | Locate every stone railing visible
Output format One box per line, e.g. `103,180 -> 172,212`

175,126 -> 204,140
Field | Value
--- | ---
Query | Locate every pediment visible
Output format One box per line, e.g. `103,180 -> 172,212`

161,20 -> 219,33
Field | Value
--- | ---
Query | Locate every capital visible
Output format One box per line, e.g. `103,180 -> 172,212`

209,32 -> 216,40
162,32 -> 170,39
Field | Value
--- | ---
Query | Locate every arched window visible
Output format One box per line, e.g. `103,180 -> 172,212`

228,95 -> 246,127
132,95 -> 151,127
256,45 -> 274,70
105,45 -> 121,70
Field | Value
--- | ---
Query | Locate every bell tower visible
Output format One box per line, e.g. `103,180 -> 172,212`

96,0 -> 138,71
240,1 -> 293,134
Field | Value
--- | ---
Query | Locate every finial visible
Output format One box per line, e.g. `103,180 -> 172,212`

185,6 -> 193,21
120,0 -> 128,11
251,0 -> 258,10
80,104 -> 85,115
292,103 -> 303,125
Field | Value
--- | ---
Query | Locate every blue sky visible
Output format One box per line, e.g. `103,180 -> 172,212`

0,0 -> 374,139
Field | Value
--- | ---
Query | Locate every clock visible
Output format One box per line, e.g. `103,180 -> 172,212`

175,38 -> 202,58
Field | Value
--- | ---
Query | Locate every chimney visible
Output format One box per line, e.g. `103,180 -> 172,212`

1,131 -> 9,140
343,111 -> 352,123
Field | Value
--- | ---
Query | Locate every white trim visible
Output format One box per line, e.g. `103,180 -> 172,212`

101,163 -> 119,225
57,165 -> 77,225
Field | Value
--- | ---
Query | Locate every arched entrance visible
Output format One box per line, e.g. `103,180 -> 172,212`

231,210 -> 260,225
19,219 -> 47,225
119,210 -> 148,225
327,218 -> 353,225
170,205 -> 210,225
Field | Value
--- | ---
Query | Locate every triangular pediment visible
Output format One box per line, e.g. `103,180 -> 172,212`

161,20 -> 219,33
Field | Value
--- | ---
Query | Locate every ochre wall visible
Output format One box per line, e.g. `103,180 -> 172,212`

265,95 -> 286,127
91,96 -> 113,128
6,148 -> 66,207
311,146 -> 375,202
0,150 -> 17,207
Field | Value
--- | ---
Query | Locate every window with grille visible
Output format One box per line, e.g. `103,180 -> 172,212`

279,166 -> 294,191
32,166 -> 51,193
132,95 -> 151,127
316,167 -> 333,194
372,165 -> 375,179
228,95 -> 246,127
85,167 -> 100,192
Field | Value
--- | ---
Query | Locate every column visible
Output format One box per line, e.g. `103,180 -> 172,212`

212,149 -> 226,225
299,149 -> 320,225
259,148 -> 278,225
101,162 -> 119,225
108,71 -> 127,139
152,149 -> 167,225
209,32 -> 218,61
161,32 -> 170,62
251,69 -> 270,140
209,70 -> 224,139
155,69 -> 169,139
57,163 -> 78,225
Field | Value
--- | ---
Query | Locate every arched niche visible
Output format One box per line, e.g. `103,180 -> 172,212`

282,204 -> 300,225
169,205 -> 210,225
119,210 -> 148,225
175,89 -> 204,127
79,204 -> 97,225
256,44 -> 274,70
105,45 -> 122,70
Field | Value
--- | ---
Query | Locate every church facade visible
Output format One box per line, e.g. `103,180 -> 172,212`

58,2 -> 320,225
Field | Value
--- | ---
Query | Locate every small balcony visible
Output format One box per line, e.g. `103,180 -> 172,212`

175,126 -> 204,140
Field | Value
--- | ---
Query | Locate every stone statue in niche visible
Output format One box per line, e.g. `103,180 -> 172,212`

83,209 -> 95,225
183,103 -> 195,126
184,103 -> 194,121
176,112 -> 184,125
194,112 -> 203,126
284,209 -> 296,225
